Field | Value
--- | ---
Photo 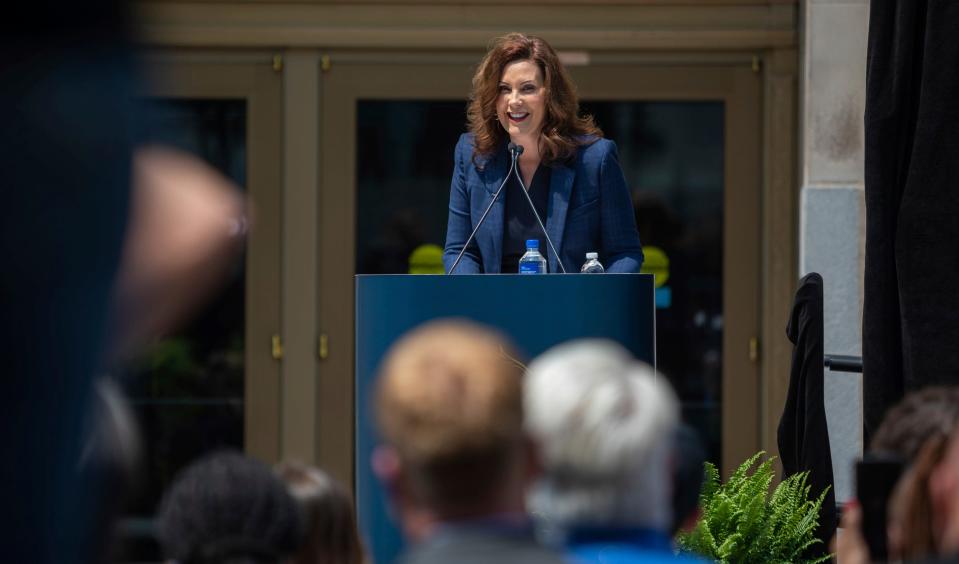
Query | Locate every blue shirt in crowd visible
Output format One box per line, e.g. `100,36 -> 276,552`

565,526 -> 709,564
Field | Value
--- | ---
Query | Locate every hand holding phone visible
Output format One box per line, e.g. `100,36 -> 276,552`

856,453 -> 905,560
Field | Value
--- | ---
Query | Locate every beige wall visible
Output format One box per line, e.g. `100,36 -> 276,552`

136,1 -> 796,50
799,0 -> 868,503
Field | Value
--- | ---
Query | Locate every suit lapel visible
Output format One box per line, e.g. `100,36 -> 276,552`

546,163 -> 574,273
479,150 -> 508,273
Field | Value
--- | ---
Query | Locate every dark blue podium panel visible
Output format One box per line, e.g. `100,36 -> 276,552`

355,273 -> 654,564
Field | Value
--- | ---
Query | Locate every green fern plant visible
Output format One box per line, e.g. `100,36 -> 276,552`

676,451 -> 832,564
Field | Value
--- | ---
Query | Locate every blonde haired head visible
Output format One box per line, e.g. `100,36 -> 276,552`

376,319 -> 526,513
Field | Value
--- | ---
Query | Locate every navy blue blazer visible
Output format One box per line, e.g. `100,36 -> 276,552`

443,133 -> 644,274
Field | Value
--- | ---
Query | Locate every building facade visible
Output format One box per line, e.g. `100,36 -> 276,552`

129,0 -> 866,508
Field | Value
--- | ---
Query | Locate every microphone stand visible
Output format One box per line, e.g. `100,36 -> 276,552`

446,143 -> 520,274
510,146 -> 567,273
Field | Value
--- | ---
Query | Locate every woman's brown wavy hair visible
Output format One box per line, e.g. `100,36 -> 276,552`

467,33 -> 602,165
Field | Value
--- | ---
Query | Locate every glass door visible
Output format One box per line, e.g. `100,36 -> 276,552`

317,61 -> 477,493
321,56 -> 761,478
570,61 -> 763,474
118,56 -> 282,559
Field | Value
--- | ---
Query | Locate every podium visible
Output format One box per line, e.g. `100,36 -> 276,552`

355,273 -> 655,563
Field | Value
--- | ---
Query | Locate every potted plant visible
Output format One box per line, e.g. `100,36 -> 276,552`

677,452 -> 832,563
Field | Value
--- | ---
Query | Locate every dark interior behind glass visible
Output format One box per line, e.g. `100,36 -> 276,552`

117,98 -> 247,560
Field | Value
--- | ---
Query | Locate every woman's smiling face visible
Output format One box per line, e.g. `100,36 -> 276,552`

496,59 -> 546,141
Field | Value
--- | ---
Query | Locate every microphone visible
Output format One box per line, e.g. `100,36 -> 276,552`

509,144 -> 567,273
446,144 -> 520,274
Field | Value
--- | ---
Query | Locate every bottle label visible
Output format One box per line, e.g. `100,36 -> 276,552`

519,263 -> 542,274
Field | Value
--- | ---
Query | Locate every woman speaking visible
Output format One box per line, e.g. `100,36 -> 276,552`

443,33 -> 644,274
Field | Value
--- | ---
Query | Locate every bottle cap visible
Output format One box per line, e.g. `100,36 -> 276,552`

526,239 -> 540,249
586,252 -> 598,260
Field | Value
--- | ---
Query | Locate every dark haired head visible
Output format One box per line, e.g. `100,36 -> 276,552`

276,462 -> 366,564
871,386 -> 959,461
467,33 -> 602,164
671,425 -> 707,535
156,450 -> 303,564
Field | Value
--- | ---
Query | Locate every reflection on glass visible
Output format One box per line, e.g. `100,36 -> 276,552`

582,101 -> 724,467
118,99 -> 247,558
355,99 -> 724,468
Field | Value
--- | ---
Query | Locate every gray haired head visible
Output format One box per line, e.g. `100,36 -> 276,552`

524,340 -> 678,533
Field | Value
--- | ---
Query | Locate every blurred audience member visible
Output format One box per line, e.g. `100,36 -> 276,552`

835,388 -> 959,563
1,8 -> 137,562
524,340 -> 705,563
928,426 -> 959,560
79,378 -> 144,559
2,3 -> 245,562
839,425 -> 959,564
108,145 -> 247,361
872,387 -> 959,462
2,11 -> 247,558
157,451 -> 303,564
874,387 -> 959,560
373,320 -> 563,564
834,501 -> 870,564
671,425 -> 707,536
276,462 -> 366,564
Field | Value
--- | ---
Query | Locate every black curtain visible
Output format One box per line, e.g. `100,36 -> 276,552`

863,0 -> 959,443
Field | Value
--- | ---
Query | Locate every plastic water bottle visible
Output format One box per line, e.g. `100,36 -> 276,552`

518,239 -> 547,274
580,252 -> 605,273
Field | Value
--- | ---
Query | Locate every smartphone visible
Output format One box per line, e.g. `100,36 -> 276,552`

856,453 -> 905,560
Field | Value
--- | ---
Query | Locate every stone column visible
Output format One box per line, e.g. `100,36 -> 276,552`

799,0 -> 869,503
